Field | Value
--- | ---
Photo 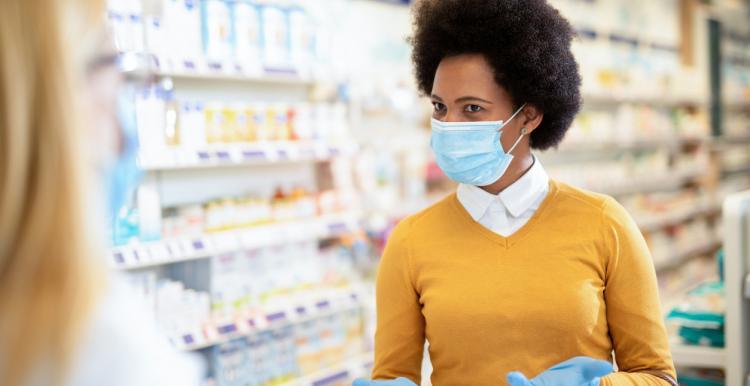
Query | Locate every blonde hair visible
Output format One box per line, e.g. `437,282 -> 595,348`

0,1 -> 107,385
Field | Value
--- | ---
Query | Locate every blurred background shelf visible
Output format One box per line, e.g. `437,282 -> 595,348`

110,212 -> 362,270
174,291 -> 362,352
278,352 -> 373,386
138,142 -> 358,171
654,238 -> 722,272
670,342 -> 726,369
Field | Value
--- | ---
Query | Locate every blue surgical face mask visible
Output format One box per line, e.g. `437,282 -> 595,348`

430,103 -> 527,186
106,87 -> 143,223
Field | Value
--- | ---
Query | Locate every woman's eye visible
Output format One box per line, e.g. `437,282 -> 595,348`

465,104 -> 483,113
432,102 -> 446,112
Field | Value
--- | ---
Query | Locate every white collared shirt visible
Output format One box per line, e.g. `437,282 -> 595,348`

456,157 -> 549,237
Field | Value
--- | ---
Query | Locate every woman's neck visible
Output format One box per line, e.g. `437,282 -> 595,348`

480,153 -> 535,195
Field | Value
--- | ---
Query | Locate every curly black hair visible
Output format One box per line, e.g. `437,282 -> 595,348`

410,0 -> 581,150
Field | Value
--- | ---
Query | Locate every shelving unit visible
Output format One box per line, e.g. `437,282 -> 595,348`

596,169 -> 706,197
722,193 -> 750,386
278,352 -> 374,386
110,212 -> 362,270
139,141 -> 358,171
556,137 -> 709,154
670,343 -> 726,369
119,52 -> 319,86
106,2 -> 376,385
583,91 -> 708,108
172,290 -> 362,352
156,69 -> 316,86
655,238 -> 722,272
636,202 -> 720,232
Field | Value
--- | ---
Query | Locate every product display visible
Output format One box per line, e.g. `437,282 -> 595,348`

212,308 -> 364,386
112,0 -> 325,77
134,85 -> 350,151
667,281 -> 725,348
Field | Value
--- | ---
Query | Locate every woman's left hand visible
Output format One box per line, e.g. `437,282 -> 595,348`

507,356 -> 614,386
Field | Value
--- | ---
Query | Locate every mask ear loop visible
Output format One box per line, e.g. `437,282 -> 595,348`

501,103 -> 529,155
507,127 -> 528,155
503,103 -> 527,125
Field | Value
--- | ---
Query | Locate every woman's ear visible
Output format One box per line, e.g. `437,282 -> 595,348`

520,104 -> 543,133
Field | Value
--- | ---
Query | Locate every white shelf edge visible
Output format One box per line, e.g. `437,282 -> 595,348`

156,69 -> 315,85
119,51 -> 320,85
139,142 -> 358,171
637,202 -> 721,232
670,342 -> 726,369
582,91 -> 708,107
279,352 -> 374,386
554,137 -> 710,154
177,294 -> 363,352
109,212 -> 362,270
654,238 -> 722,272
597,169 -> 705,197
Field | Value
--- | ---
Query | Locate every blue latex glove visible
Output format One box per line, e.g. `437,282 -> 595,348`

507,356 -> 614,386
352,377 -> 418,386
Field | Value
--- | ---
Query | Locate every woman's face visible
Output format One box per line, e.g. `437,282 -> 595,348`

430,53 -> 535,155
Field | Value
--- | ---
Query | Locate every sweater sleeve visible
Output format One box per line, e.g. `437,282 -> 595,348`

371,217 -> 425,384
599,198 -> 677,386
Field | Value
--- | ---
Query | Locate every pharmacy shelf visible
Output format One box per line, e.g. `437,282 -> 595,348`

120,52 -> 317,86
109,212 -> 361,270
711,133 -> 750,147
725,100 -> 750,111
654,238 -> 722,272
636,202 -> 721,232
722,163 -> 750,178
582,91 -> 707,107
556,137 -> 708,154
596,169 -> 704,197
670,342 -> 726,369
279,352 -> 374,386
138,141 -> 358,171
157,68 -> 315,85
173,290 -> 363,351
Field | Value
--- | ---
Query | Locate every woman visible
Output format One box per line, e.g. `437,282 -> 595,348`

0,1 -> 201,385
363,1 -> 677,385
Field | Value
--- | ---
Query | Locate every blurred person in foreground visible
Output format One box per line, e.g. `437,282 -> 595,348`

0,1 -> 202,385
356,1 -> 677,386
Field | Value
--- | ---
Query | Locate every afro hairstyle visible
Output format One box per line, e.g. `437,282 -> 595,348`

410,0 -> 582,150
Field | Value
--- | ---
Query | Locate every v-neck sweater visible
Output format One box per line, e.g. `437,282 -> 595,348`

372,179 -> 676,386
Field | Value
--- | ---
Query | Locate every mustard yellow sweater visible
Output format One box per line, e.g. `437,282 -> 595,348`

372,180 -> 676,386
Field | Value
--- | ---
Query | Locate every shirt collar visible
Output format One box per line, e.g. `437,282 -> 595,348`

456,157 -> 549,220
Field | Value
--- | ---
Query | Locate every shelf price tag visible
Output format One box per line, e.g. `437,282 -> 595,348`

241,149 -> 267,161
315,300 -> 331,311
327,222 -> 349,236
196,151 -> 212,164
217,322 -> 237,336
266,311 -> 287,324
312,370 -> 350,386
111,250 -> 127,265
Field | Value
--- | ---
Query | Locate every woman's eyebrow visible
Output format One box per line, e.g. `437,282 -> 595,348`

430,94 -> 444,101
455,96 -> 493,104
